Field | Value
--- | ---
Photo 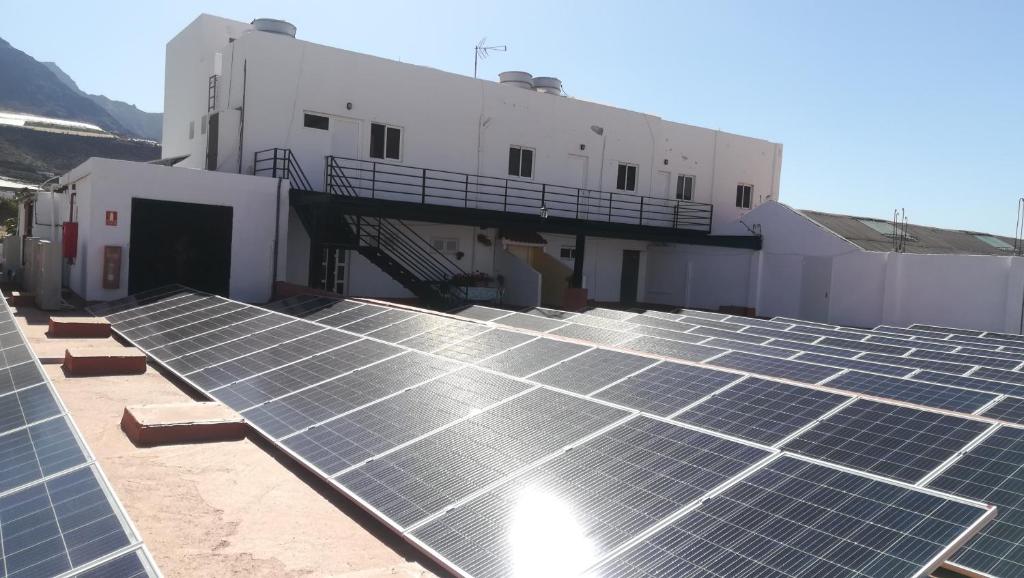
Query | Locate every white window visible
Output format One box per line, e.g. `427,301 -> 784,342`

559,246 -> 577,260
676,175 -> 695,201
616,163 -> 637,191
370,122 -> 401,160
188,120 -> 195,140
508,146 -> 535,178
736,183 -> 752,209
431,238 -> 459,254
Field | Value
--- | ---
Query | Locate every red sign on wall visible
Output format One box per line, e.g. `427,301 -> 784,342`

105,211 -> 118,226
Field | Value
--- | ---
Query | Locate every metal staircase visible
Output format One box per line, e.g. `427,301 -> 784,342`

257,149 -> 468,306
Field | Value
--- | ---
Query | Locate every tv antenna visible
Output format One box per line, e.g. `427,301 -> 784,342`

474,37 -> 506,79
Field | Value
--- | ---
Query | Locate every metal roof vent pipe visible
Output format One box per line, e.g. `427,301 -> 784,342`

533,76 -> 564,96
498,71 -> 534,90
251,18 -> 297,38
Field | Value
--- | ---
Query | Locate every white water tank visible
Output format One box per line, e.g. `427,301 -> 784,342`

251,18 -> 297,38
498,71 -> 534,90
33,239 -> 61,310
533,77 -> 563,95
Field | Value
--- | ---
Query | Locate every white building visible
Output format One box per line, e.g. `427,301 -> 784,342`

156,14 -> 782,306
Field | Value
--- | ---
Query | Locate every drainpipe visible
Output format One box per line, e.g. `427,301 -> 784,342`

271,177 -> 283,300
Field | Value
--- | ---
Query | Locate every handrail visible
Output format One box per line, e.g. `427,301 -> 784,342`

254,148 -> 314,192
325,155 -> 713,233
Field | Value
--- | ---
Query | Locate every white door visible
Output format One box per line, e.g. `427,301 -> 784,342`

568,154 -> 592,218
328,117 -> 361,194
799,256 -> 833,322
655,170 -> 671,197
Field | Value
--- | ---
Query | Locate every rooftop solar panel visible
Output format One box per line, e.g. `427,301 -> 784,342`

241,351 -> 456,439
688,326 -> 769,344
875,325 -> 952,338
625,315 -> 698,333
741,326 -> 820,343
163,321 -> 315,373
816,336 -> 911,356
590,455 -> 990,578
411,416 -> 771,578
282,368 -> 530,475
368,314 -> 450,343
519,307 -> 578,321
909,349 -> 1021,370
583,308 -> 640,321
674,377 -> 850,445
722,315 -> 793,330
0,416 -> 87,494
85,284 -> 190,316
980,396 -> 1024,425
674,308 -> 730,321
912,370 -> 1024,396
118,299 -> 241,341
707,351 -> 842,384
74,549 -> 156,578
336,309 -> 420,334
314,303 -> 389,327
477,338 -> 590,377
335,388 -> 630,528
148,313 -> 295,361
627,325 -> 706,343
593,363 -> 741,416
957,345 -> 1024,362
493,312 -> 567,332
303,299 -> 366,321
971,366 -> 1024,386
547,323 -> 634,346
865,334 -> 958,352
434,329 -> 536,363
857,352 -> 975,375
782,399 -> 990,483
824,371 -> 998,413
910,324 -> 985,337
928,426 -> 1024,577
529,349 -> 656,395
701,337 -> 798,358
112,295 -> 220,331
791,352 -> 915,377
0,361 -> 46,395
676,316 -> 747,332
764,338 -> 865,358
618,335 -> 723,362
398,321 -> 489,353
787,323 -> 866,340
451,305 -> 514,322
132,306 -> 266,349
570,314 -> 641,332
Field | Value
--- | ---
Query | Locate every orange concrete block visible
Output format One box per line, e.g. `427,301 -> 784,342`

121,402 -> 247,446
6,292 -> 34,307
63,346 -> 147,376
48,316 -> 112,338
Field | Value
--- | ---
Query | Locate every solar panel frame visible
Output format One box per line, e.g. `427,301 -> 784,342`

477,337 -> 591,377
707,351 -> 843,384
857,352 -> 976,375
823,371 -> 998,413
792,352 -> 916,377
980,395 -> 1024,425
617,335 -> 724,362
593,363 -> 744,417
528,349 -> 658,395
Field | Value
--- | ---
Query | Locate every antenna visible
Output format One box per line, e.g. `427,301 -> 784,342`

474,37 -> 507,79
1015,197 -> 1024,256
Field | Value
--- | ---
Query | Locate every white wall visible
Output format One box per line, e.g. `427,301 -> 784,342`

494,248 -> 541,307
164,16 -> 782,233
58,158 -> 280,303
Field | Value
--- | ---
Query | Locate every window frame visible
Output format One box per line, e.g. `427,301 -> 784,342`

508,145 -> 535,179
736,183 -> 753,209
370,122 -> 403,161
431,237 -> 459,254
559,246 -> 577,260
676,174 -> 695,201
616,162 -> 638,192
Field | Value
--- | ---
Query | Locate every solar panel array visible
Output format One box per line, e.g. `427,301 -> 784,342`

449,302 -> 1024,578
0,292 -> 158,577
94,287 -> 1001,578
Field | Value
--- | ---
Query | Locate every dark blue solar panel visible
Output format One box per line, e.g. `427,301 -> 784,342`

968,366 -> 1024,386
929,426 -> 1024,577
857,352 -> 974,375
477,338 -> 590,377
707,351 -> 841,384
981,396 -> 1024,425
594,363 -> 740,417
824,371 -> 997,413
412,417 -> 770,578
792,352 -> 915,377
909,349 -> 1020,370
783,399 -> 989,483
816,336 -> 911,356
701,338 -> 798,358
618,335 -> 723,362
0,417 -> 87,494
913,370 -> 1024,396
529,349 -> 655,394
592,455 -> 989,578
688,326 -> 770,344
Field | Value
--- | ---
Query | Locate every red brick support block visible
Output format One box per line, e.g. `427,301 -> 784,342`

48,316 -> 112,338
63,346 -> 147,376
6,292 -> 34,307
121,402 -> 247,446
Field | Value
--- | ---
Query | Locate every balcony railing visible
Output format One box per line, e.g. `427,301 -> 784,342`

253,148 -> 314,191
325,156 -> 713,233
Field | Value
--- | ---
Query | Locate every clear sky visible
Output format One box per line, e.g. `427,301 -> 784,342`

4,1 -> 1022,235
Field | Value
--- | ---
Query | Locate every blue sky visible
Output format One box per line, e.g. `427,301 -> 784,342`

4,1 -> 1022,235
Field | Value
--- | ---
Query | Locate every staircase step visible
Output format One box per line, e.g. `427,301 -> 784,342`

48,316 -> 112,338
63,346 -> 147,376
121,401 -> 246,446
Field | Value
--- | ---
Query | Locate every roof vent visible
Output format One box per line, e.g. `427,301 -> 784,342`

498,71 -> 534,90
251,18 -> 297,38
533,76 -> 563,96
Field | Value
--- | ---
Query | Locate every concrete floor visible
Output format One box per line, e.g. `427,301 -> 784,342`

14,305 -> 443,578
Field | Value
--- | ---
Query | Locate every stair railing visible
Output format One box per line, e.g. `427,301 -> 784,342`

254,148 -> 315,191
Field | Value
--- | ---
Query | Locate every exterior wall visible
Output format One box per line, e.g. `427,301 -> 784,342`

494,249 -> 541,307
57,158 -> 280,302
164,16 -> 782,233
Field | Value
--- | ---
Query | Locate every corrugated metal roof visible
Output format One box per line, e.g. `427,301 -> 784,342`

800,210 -> 1018,256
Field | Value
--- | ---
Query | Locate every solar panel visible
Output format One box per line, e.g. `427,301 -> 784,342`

674,308 -> 730,321
86,284 -> 190,316
75,549 -> 156,578
547,324 -> 634,346
368,314 -> 450,342
787,323 -> 865,340
337,309 -> 420,334
118,299 -> 241,341
0,361 -> 46,395
910,323 -> 985,337
520,307 -> 578,321
493,312 -> 567,332
912,370 -> 1024,396
971,366 -> 1024,386
981,396 -> 1024,425
282,368 -> 531,475
335,388 -> 629,528
792,352 -> 915,377
617,335 -> 723,362
689,326 -> 769,344
741,325 -> 820,343
411,416 -> 770,578
398,321 -> 489,353
958,345 -> 1024,362
529,349 -> 656,395
909,349 -> 1020,370
583,308 -> 639,321
627,325 -> 707,343
590,455 -> 990,578
928,426 -> 1024,577
451,305 -> 514,322
132,306 -> 266,349
824,371 -> 998,413
148,313 -> 295,361
0,384 -> 63,433
242,351 -> 457,439
723,315 -> 793,330
478,338 -> 590,377
593,363 -> 740,416
676,316 -> 747,332
816,336 -> 911,356
303,299 -> 366,321
783,399 -> 990,483
707,351 -> 842,384
163,321 -> 315,373
701,338 -> 798,358
112,294 -> 221,331
570,315 -> 641,332
674,377 -> 850,445
867,334 -> 959,353
314,303 -> 389,327
0,416 -> 87,494
761,338 -> 860,358
434,329 -> 536,363
625,315 -> 698,333
856,352 -> 975,375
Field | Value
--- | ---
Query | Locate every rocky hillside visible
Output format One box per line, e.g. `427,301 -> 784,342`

42,61 -> 162,141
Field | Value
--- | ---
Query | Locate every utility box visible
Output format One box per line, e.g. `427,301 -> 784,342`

33,239 -> 62,310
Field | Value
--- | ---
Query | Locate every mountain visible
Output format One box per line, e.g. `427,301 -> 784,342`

0,37 -> 126,134
42,61 -> 162,141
